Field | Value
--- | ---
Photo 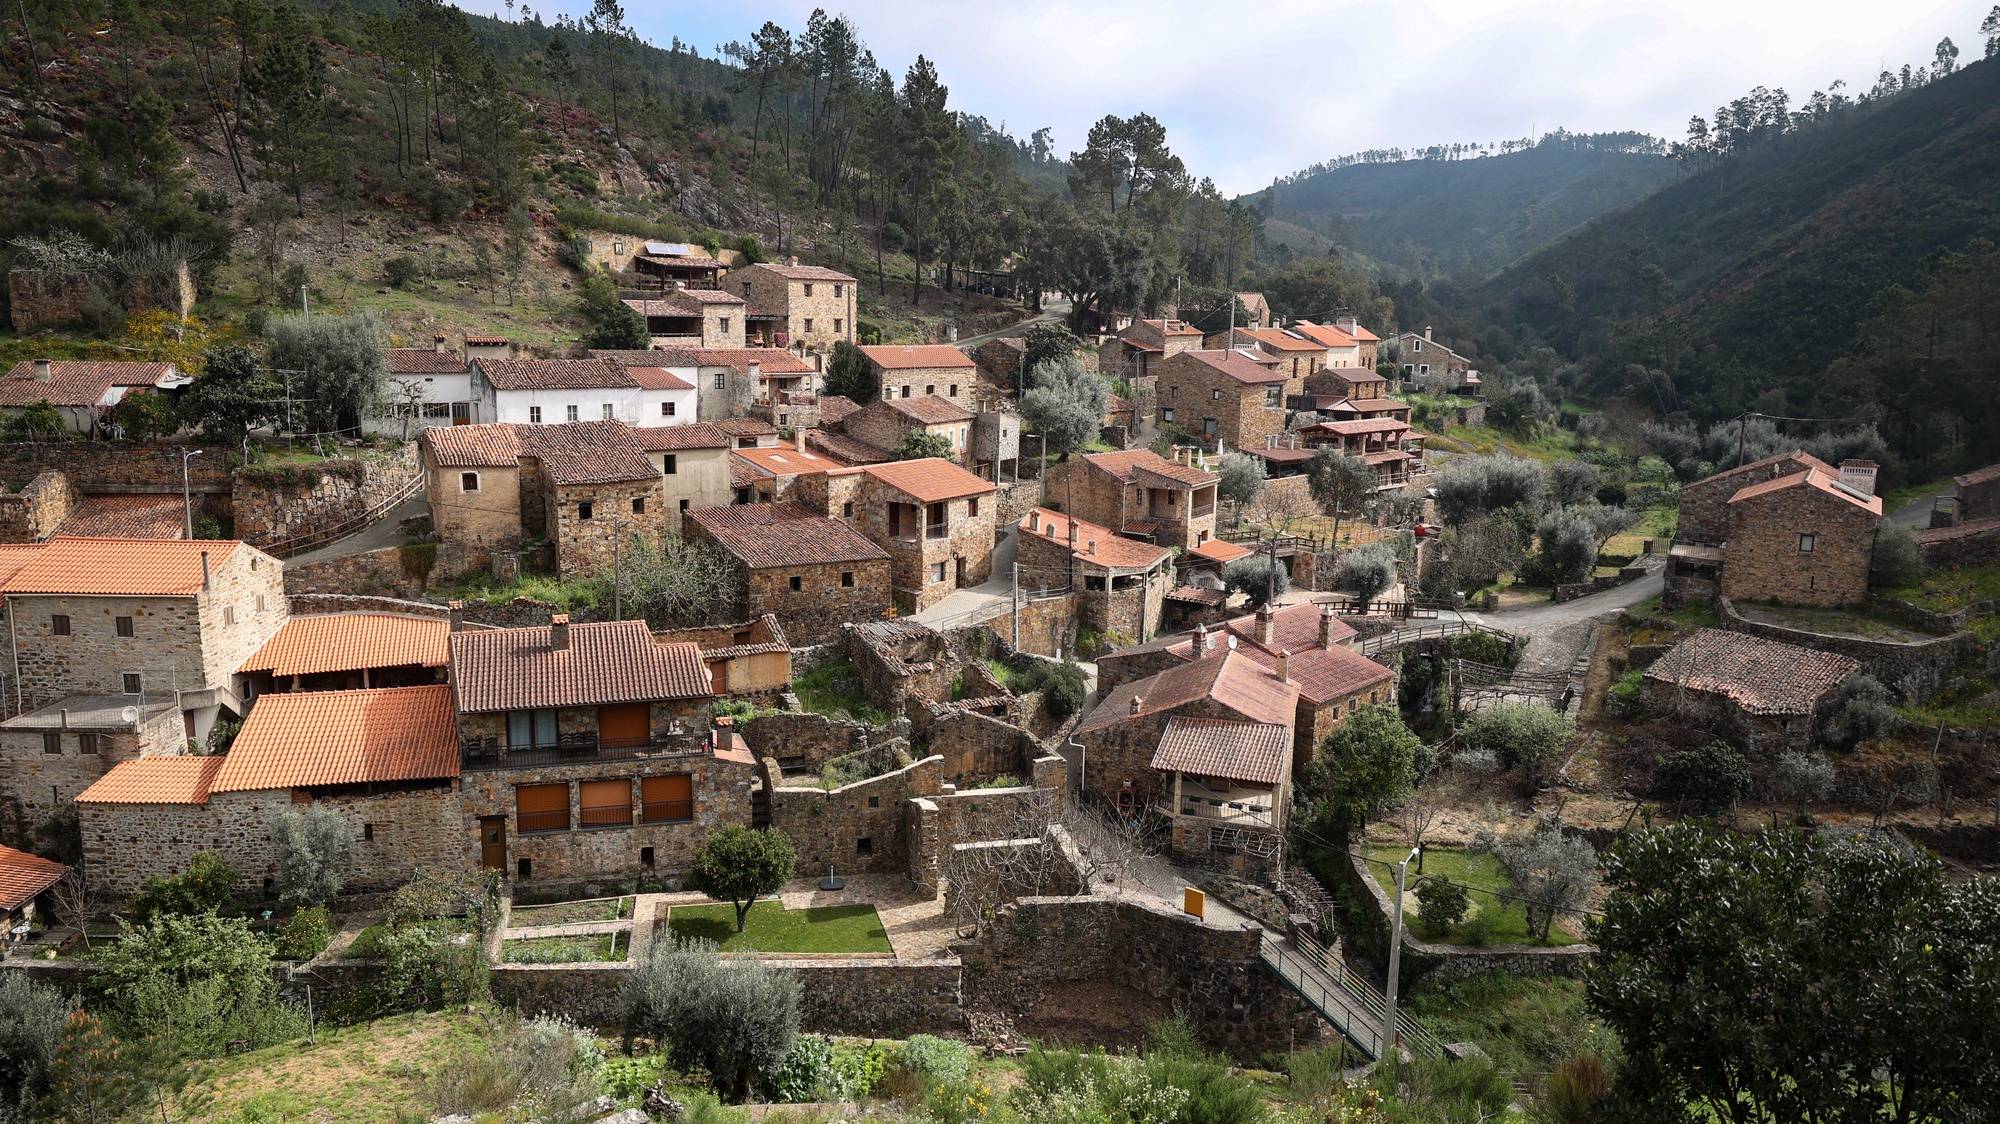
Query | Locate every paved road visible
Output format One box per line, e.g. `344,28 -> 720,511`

1887,486 -> 1950,529
952,296 -> 1070,352
1463,568 -> 1664,636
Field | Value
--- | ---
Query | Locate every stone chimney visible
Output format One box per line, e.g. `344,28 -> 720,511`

433,333 -> 449,353
747,359 -> 761,390
1838,459 -> 1879,498
1129,694 -> 1144,716
549,613 -> 570,650
1424,325 -> 1433,341
712,714 -> 734,751
447,599 -> 465,631
1336,314 -> 1359,335
33,359 -> 51,383
1275,649 -> 1290,682
1256,605 -> 1275,647
1087,539 -> 1097,555
787,255 -> 800,267
1193,622 -> 1209,655
199,550 -> 211,590
1320,603 -> 1339,649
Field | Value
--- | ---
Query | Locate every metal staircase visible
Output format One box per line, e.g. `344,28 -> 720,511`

1258,931 -> 1446,1062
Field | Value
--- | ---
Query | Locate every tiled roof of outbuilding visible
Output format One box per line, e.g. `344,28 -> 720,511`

688,503 -> 889,569
0,537 -> 245,596
449,619 -> 712,712
422,423 -> 524,467
239,613 -> 450,678
1644,628 -> 1858,716
0,843 -> 67,910
76,755 -> 226,805
1152,717 -> 1292,785
211,685 -> 459,793
861,345 -> 975,370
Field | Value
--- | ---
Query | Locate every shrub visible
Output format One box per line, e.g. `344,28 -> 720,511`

622,938 -> 800,1102
382,255 -> 419,288
112,391 -> 179,441
1870,523 -> 1922,589
1654,741 -> 1752,815
1463,703 -> 1574,788
273,905 -> 331,961
1607,667 -> 1646,719
1819,674 -> 1893,751
0,972 -> 71,1115
1462,907 -> 1501,947
597,1053 -> 665,1101
1415,876 -> 1471,937
375,922 -> 484,1013
1223,554 -> 1289,607
271,805 -> 354,907
1022,660 -> 1088,721
1334,543 -> 1399,604
894,1033 -> 974,1093
427,1013 -> 603,1121
131,852 -> 240,920
1538,1051 -> 1614,1124
95,911 -> 306,1057
1770,751 -> 1838,818
763,1033 -> 838,1102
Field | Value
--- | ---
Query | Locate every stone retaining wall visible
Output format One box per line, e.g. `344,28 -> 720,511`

739,712 -> 878,769
0,441 -> 233,493
765,754 -> 944,876
1913,518 -> 2000,571
234,445 -> 421,551
1718,596 -> 1974,699
0,470 -> 80,543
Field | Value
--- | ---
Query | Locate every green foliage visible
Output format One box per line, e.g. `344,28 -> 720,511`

1019,354 -> 1109,457
687,826 -> 797,932
39,1011 -> 160,1124
1588,826 -> 2000,1122
1462,702 -> 1573,788
1435,454 -> 1547,526
1447,631 -> 1515,668
382,255 -> 420,288
95,912 -> 306,1058
823,340 -> 877,404
1537,1052 -> 1614,1124
272,905 -> 331,961
1819,673 -> 1893,751
1414,876 -> 1472,937
4,402 -> 69,442
596,1052 -> 665,1100
111,392 -> 179,442
1300,705 -> 1426,834
762,1033 -> 838,1102
614,534 -> 739,628
1016,659 -> 1089,721
893,428 -> 957,461
265,310 -> 388,432
1653,740 -> 1751,814
0,972 -> 72,1117
1769,751 -> 1837,817
1215,452 -> 1267,510
130,852 -> 240,921
622,938 -> 801,1102
1491,813 -> 1599,944
425,1013 -> 604,1122
791,659 -> 891,724
1607,666 -> 1646,719
1870,522 -> 1923,589
554,207 -> 685,243
374,921 -> 486,1013
895,1033 -> 975,1092
270,805 -> 354,907
1014,1038 -> 1267,1124
1022,322 -> 1084,383
181,345 -> 278,444
574,272 -> 648,349
1222,554 -> 1288,607
1305,446 -> 1376,525
1333,543 -> 1399,603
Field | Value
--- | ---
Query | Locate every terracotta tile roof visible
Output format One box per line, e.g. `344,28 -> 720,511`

1364,450 -> 1412,466
240,613 -> 450,678
1019,507 -> 1172,571
861,345 -> 975,371
0,842 -> 67,910
729,459 -> 757,489
1330,398 -> 1409,415
1316,365 -> 1386,384
465,335 -> 511,346
1184,349 -> 1291,385
818,396 -> 860,426
422,423 -> 523,467
1152,717 -> 1292,785
387,349 -> 470,374
628,366 -> 694,390
1190,539 -> 1253,564
806,430 -> 890,465
864,457 -> 998,503
689,348 -> 816,375
634,422 -> 731,451
1304,417 -> 1410,437
637,251 -> 725,269
691,502 -> 889,568
1078,650 -> 1298,733
0,537 -> 245,596
1128,318 -> 1203,339
0,545 -> 44,587
624,290 -> 746,315
588,349 -> 693,368
212,686 -> 458,792
1912,515 -> 2000,544
77,755 -> 225,805
1170,601 -> 1360,661
55,495 -> 185,539
1291,321 -> 1358,349
1346,323 -> 1381,342
1246,446 -> 1315,465
450,619 -> 712,712
753,262 -> 858,282
477,357 -> 634,392
0,361 -> 175,407
1954,463 -> 2000,489
714,417 -> 780,437
1165,584 -> 1228,607
1646,629 -> 1858,716
1083,449 -> 1220,487
733,445 -> 842,479
887,395 -> 974,425
1240,327 -> 1324,352
1728,467 -> 1882,516
520,422 -> 658,485
1690,449 -> 1835,490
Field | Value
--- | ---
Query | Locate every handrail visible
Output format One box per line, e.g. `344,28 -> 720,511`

263,473 -> 425,559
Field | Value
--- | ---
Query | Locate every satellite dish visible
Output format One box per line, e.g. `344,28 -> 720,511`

121,706 -> 139,725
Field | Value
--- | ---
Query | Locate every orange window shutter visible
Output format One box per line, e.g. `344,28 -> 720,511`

515,783 -> 567,813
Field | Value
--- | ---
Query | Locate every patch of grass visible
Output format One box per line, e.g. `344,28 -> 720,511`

1427,424 -> 1581,463
435,571 -> 608,613
1732,601 -> 1939,642
791,659 -> 891,724
1365,845 -> 1581,947
1878,562 -> 2000,614
501,931 -> 630,963
194,1009 -> 489,1123
507,896 -> 634,927
1881,475 -> 1954,514
1406,973 -> 1616,1080
982,657 -> 1034,692
666,902 -> 892,954
1897,672 -> 2000,730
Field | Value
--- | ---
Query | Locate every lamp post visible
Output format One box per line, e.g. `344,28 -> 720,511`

181,449 -> 206,538
1383,843 -> 1420,1062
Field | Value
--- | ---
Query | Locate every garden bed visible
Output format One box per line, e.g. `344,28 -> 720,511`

507,896 -> 635,927
791,660 -> 890,724
665,903 -> 892,954
1364,845 -> 1582,947
500,931 -> 630,964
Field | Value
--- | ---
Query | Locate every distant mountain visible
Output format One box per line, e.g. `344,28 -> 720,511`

1257,141 -> 1678,278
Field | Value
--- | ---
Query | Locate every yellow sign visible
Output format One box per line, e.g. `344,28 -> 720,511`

1183,887 -> 1205,919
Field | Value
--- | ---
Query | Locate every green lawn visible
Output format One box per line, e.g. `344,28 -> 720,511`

193,1010 -> 491,1123
507,896 -> 634,927
1407,974 -> 1616,1081
1365,845 -> 1582,947
1878,562 -> 2000,614
666,902 -> 892,954
1731,601 -> 1938,642
501,931 -> 630,963
791,660 -> 891,724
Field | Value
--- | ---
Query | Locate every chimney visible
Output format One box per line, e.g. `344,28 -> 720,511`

1194,622 -> 1209,655
747,359 -> 761,387
1838,459 -> 1879,498
711,714 -> 734,751
447,599 -> 465,632
549,613 -> 570,650
794,428 -> 807,453
1320,603 -> 1338,649
1275,649 -> 1290,682
433,333 -> 448,353
1087,539 -> 1097,555
199,550 -> 211,590
1336,314 -> 1358,335
33,359 -> 51,383
1129,694 -> 1144,716
1256,605 -> 1275,647
1424,325 -> 1433,342
788,255 -> 800,267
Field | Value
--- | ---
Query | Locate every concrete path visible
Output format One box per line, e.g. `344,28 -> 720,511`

908,526 -> 1019,630
1887,485 -> 1951,529
282,492 -> 428,569
1463,567 -> 1664,636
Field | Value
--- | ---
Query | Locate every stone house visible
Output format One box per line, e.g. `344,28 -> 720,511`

685,503 -> 892,645
797,458 -> 1000,613
1016,507 -> 1172,646
623,289 -> 749,350
1235,292 -> 1272,329
1951,463 -> 2000,523
630,242 -> 727,288
1721,465 -> 1881,607
237,612 -> 450,697
730,439 -> 846,503
654,614 -> 792,698
74,684 -> 462,895
1153,349 -> 1290,453
1294,416 -> 1422,488
1096,318 -> 1204,383
1226,327 -> 1325,395
474,357 -> 695,429
634,422 -> 734,533
1665,450 -> 1836,607
0,360 -> 189,438
1042,448 -> 1221,550
1290,320 -> 1364,368
1643,628 -> 1859,753
0,693 -> 187,838
0,842 -> 67,939
969,337 -> 1028,407
450,616 -> 751,882
841,396 -> 975,462
421,424 -> 530,560
1151,716 -> 1293,877
1301,365 -> 1395,406
731,260 -> 859,359
1391,328 -> 1471,381
860,345 -> 980,410
372,336 -> 481,435
600,348 -> 816,427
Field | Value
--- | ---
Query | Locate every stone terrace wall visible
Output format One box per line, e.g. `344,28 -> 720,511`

1913,518 -> 2000,571
0,442 -> 234,494
1719,596 -> 1974,699
234,444 -> 421,551
1342,850 -> 1593,991
765,754 -> 944,875
919,707 -> 1043,785
0,470 -> 80,543
740,712 -> 875,770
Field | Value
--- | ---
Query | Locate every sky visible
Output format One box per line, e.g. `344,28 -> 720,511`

459,0 -> 1985,195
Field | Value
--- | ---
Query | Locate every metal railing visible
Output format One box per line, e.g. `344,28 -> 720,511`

517,809 -> 569,833
579,802 -> 633,828
1359,619 -> 1511,657
461,735 -> 708,771
641,799 -> 694,824
1261,933 -> 1446,1061
262,473 -> 425,560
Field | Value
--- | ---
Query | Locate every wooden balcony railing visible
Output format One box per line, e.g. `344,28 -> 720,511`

580,802 -> 633,828
461,734 -> 707,771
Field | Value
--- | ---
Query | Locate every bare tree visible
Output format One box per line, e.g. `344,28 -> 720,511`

936,792 -> 1159,937
46,873 -> 103,950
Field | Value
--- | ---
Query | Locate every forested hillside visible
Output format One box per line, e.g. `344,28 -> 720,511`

1258,133 -> 1677,277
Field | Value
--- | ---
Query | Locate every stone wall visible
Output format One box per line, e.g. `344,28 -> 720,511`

920,707 -> 1043,786
764,753 -> 944,876
980,591 -> 1078,658
234,445 -> 422,552
846,622 -> 963,711
1722,484 -> 1876,607
1341,850 -> 1593,992
542,477 -> 668,579
0,442 -> 233,495
0,712 -> 185,836
0,470 -> 80,543
739,712 -> 874,770
1913,518 -> 2000,572
1718,596 -> 1973,700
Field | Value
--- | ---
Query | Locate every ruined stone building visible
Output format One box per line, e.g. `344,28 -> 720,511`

793,458 -> 999,613
685,502 -> 893,645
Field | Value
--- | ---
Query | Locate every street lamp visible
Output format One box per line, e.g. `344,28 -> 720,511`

181,449 -> 206,539
1383,843 -> 1421,1062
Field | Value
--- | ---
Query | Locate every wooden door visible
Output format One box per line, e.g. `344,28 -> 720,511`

709,659 -> 728,695
479,816 -> 506,870
598,703 -> 651,748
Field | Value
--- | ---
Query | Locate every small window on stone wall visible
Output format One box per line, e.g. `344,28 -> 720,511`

632,497 -> 646,515
363,824 -> 375,841
857,837 -> 873,856
841,571 -> 854,587
789,575 -> 802,592
223,606 -> 235,626
517,857 -> 532,879
579,501 -> 594,521
868,795 -> 880,808
641,846 -> 655,867
78,733 -> 98,754
115,616 -> 133,637
123,673 -> 142,693
50,615 -> 69,636
42,732 -> 59,754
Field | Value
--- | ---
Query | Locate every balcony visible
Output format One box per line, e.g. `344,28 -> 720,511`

517,808 -> 570,833
642,799 -> 694,824
461,733 -> 708,771
580,801 -> 634,828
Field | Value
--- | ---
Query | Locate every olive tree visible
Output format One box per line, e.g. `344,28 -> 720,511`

271,805 -> 354,907
1215,452 -> 1267,518
687,826 -> 797,933
264,310 -> 388,433
623,939 -> 800,1101
1305,446 -> 1375,544
1017,354 -> 1107,457
1333,542 -> 1398,604
1493,812 -> 1598,943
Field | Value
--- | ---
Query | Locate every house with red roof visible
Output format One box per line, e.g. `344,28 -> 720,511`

374,335 -> 480,436
685,502 -> 892,644
0,359 -> 189,437
1016,507 -> 1174,649
1666,452 -> 1883,608
793,457 -> 1000,612
732,259 -> 858,359
1041,447 -> 1222,551
475,356 -> 697,430
0,841 -> 67,939
1153,348 -> 1291,453
859,345 -> 979,411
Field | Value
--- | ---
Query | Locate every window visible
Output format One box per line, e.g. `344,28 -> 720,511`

640,846 -> 655,867
530,406 -> 543,423
115,616 -> 134,638
663,454 -> 678,476
678,499 -> 689,512
123,673 -> 142,693
789,575 -> 803,592
1162,408 -> 1176,423
833,283 -> 844,297
803,283 -> 814,297
579,778 -> 632,828
714,372 -> 727,390
949,383 -> 959,398
50,615 -> 69,636
223,606 -> 235,626
1265,387 -> 1281,408
578,501 -> 594,520
900,385 -> 911,398
804,318 -> 814,333
1211,388 -> 1222,400
256,595 -> 266,612
461,472 -> 480,492
42,732 -> 59,754
515,782 -> 569,833
1798,533 -> 1816,554
422,402 -> 449,419
719,317 -> 730,334
662,401 -> 676,417
841,571 -> 854,587
78,732 -> 102,753
632,497 -> 645,515
508,709 -> 559,749
968,497 -> 980,516
641,774 -> 694,823
566,404 -> 580,422
362,823 -> 375,842
1412,338 -> 1424,352
602,403 -> 614,420
857,837 -> 873,856
1170,385 -> 1179,399
613,240 -> 624,255
842,501 -> 854,518
929,561 -> 947,584
925,384 -> 936,396
833,318 -> 843,333
518,857 -> 533,878
1202,417 -> 1218,436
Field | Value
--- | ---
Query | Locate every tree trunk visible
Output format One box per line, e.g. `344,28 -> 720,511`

733,899 -> 751,932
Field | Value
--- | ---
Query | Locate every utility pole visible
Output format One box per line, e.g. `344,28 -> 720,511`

1266,536 -> 1279,607
1011,562 -> 1021,650
181,448 -> 205,538
1737,413 -> 1749,468
610,511 -> 626,621
1384,844 -> 1420,1061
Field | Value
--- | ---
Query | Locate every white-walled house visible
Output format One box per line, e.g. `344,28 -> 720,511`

0,359 -> 190,436
473,357 -> 696,429
370,339 -> 482,435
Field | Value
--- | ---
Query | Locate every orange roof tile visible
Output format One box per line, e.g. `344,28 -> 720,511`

449,620 -> 712,712
0,538 -> 246,596
732,444 -> 842,478
55,495 -> 186,539
863,457 -> 998,503
1183,349 -> 1291,385
690,502 -> 889,568
1082,449 -> 1220,487
886,395 -> 975,425
0,361 -> 175,407
1728,467 -> 1883,516
0,842 -> 68,910
634,422 -> 732,452
0,544 -> 43,587
1152,717 -> 1291,785
1190,538 -> 1252,564
1291,321 -> 1358,349
211,686 -> 458,792
387,349 -> 470,374
239,613 -> 451,678
76,755 -> 225,805
627,366 -> 695,390
752,262 -> 858,282
1240,327 -> 1325,352
861,345 -> 975,370
422,423 -> 523,467
1078,650 -> 1298,733
1018,508 -> 1172,571
688,348 -> 816,375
